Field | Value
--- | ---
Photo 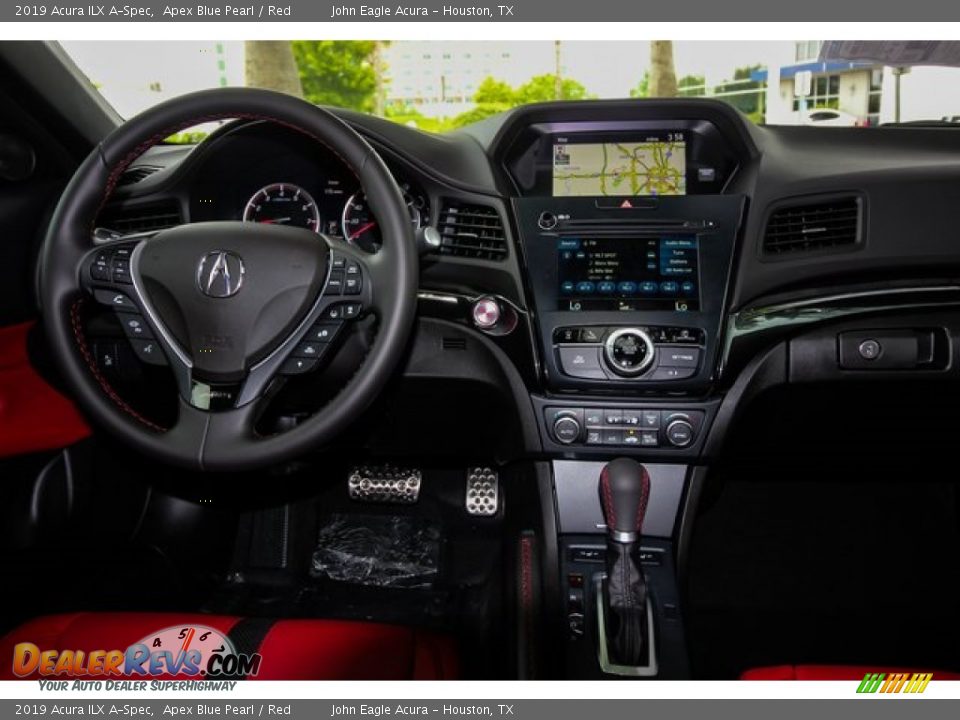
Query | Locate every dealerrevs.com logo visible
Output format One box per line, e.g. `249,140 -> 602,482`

856,672 -> 934,694
13,625 -> 261,679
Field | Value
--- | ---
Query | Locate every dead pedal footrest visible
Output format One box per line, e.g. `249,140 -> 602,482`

348,465 -> 422,504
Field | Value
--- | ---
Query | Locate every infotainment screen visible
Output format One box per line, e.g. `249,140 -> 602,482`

557,235 -> 700,312
552,136 -> 687,197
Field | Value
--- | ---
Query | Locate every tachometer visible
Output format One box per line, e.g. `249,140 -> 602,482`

341,183 -> 427,253
243,183 -> 320,232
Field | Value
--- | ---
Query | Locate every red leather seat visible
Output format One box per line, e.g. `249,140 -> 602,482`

742,665 -> 960,680
0,612 -> 458,680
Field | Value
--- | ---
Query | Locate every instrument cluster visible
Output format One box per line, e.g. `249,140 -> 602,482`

187,123 -> 430,254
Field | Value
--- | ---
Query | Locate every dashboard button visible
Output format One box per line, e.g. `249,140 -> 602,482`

641,431 -> 659,447
641,410 -> 660,429
553,416 -> 582,444
660,347 -> 701,368
584,408 -> 604,427
558,346 -> 605,379
579,326 -> 606,343
649,366 -> 696,380
554,327 -> 579,343
602,429 -> 623,445
585,429 -> 603,445
858,339 -> 882,360
603,408 -> 623,425
621,410 -> 642,426
666,419 -> 695,447
622,429 -> 640,446
538,211 -> 558,231
603,328 -> 655,377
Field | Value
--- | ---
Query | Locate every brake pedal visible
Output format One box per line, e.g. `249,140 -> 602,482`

348,465 -> 422,504
466,466 -> 499,516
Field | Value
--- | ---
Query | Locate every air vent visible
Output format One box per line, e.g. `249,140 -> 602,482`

97,202 -> 182,235
763,197 -> 862,256
436,202 -> 508,261
116,165 -> 161,187
442,337 -> 467,351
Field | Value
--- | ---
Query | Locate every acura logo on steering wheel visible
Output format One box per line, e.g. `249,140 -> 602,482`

197,250 -> 245,298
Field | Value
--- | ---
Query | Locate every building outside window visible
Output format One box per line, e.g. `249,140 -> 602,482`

793,73 -> 840,110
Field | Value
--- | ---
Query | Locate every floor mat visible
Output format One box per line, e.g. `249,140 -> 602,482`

311,513 -> 440,589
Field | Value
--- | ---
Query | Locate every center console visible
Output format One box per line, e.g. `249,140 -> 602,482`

496,103 -> 753,679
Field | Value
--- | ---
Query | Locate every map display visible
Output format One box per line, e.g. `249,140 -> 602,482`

552,141 -> 686,197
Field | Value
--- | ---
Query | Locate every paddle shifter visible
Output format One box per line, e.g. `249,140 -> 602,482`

598,458 -> 651,666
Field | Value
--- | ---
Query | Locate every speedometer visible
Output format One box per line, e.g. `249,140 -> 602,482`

243,183 -> 320,232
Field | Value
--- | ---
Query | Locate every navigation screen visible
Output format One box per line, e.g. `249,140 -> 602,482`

557,235 -> 700,312
552,138 -> 687,197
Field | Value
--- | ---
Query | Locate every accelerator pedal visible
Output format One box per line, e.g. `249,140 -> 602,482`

466,466 -> 499,517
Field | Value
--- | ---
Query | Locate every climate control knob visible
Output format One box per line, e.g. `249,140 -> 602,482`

552,415 -> 582,444
603,328 -> 656,377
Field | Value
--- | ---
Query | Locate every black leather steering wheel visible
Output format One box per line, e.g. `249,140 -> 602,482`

40,88 -> 418,471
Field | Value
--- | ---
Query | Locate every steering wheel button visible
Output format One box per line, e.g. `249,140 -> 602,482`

111,259 -> 132,284
294,341 -> 323,358
344,275 -> 362,295
331,254 -> 346,269
281,356 -> 319,375
342,303 -> 362,319
119,315 -> 153,339
325,271 -> 345,295
309,323 -> 341,343
94,289 -> 136,311
129,339 -> 167,366
345,262 -> 360,275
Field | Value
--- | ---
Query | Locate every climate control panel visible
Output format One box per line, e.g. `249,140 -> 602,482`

553,325 -> 705,382
545,406 -> 705,449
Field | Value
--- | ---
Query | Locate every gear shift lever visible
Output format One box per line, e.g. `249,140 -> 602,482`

598,458 -> 650,666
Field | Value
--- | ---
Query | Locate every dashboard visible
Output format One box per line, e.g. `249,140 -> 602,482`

92,98 -> 960,460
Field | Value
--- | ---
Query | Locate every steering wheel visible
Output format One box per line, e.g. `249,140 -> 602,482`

39,88 -> 418,471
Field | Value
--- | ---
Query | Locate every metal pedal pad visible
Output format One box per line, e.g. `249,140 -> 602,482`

348,465 -> 421,504
466,466 -> 499,516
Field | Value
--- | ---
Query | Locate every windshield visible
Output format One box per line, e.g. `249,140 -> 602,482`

61,40 -> 960,135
